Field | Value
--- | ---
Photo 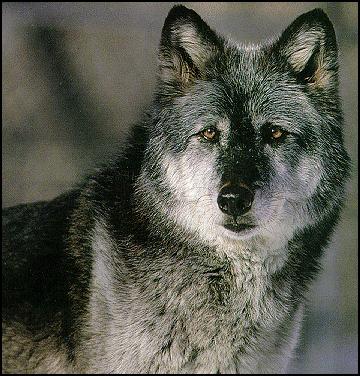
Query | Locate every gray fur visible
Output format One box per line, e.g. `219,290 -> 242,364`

2,5 -> 350,374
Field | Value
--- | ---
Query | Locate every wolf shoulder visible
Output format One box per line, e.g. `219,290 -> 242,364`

2,191 -> 80,374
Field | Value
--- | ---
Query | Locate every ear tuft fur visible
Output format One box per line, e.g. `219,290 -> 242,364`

276,8 -> 338,89
158,5 -> 222,87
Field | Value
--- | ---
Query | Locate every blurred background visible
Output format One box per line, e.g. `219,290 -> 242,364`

2,2 -> 358,373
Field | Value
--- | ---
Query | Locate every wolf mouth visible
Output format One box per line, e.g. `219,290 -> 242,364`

223,223 -> 256,233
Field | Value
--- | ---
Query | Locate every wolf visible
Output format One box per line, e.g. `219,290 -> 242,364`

2,5 -> 350,374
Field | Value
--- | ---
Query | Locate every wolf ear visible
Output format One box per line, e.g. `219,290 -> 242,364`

275,9 -> 338,88
158,5 -> 222,87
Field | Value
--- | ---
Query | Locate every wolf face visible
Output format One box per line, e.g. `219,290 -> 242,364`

137,6 -> 350,255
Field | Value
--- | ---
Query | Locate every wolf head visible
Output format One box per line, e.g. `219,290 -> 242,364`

136,6 -> 350,254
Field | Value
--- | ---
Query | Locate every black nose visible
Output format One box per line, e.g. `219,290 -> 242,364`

217,184 -> 254,217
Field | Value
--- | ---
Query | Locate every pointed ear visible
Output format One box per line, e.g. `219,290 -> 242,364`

275,9 -> 338,88
158,5 -> 222,87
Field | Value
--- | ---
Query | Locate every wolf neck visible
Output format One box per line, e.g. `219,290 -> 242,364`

89,210 -> 305,374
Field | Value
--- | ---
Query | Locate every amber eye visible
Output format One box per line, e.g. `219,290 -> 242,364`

271,127 -> 284,140
200,128 -> 218,141
262,123 -> 288,144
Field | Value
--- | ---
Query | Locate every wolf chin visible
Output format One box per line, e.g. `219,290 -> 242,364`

2,5 -> 350,374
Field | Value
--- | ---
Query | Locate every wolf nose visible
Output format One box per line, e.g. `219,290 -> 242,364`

217,184 -> 254,217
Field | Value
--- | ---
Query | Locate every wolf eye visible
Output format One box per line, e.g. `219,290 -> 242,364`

200,127 -> 219,142
262,124 -> 288,144
271,127 -> 285,140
